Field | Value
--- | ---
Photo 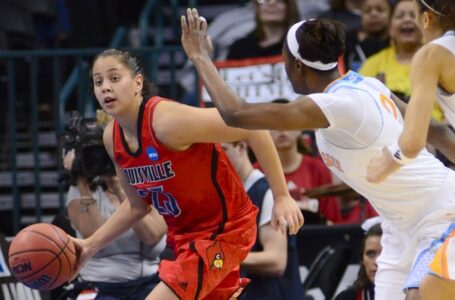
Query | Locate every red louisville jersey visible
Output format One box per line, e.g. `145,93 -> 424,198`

113,97 -> 256,249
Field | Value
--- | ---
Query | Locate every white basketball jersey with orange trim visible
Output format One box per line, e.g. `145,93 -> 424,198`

432,31 -> 455,126
310,71 -> 453,231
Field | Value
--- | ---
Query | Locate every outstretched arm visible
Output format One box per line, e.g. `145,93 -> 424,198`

399,45 -> 441,159
152,101 -> 304,234
181,8 -> 328,132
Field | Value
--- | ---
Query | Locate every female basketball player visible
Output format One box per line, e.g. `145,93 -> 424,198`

70,48 -> 303,300
366,0 -> 455,183
181,8 -> 455,300
365,0 -> 455,298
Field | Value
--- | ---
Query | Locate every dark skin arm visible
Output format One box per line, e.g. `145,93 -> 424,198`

181,8 -> 329,132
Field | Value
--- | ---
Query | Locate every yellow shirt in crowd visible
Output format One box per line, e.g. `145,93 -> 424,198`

359,46 -> 444,122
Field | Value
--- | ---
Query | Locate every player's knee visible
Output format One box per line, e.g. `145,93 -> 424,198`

420,275 -> 455,300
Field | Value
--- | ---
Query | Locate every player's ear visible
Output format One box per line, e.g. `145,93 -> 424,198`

421,11 -> 431,30
134,74 -> 143,95
295,59 -> 306,75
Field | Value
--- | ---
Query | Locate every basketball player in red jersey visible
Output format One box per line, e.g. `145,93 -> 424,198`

70,48 -> 303,300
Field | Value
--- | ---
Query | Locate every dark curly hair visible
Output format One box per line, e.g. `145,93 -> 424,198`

285,19 -> 346,72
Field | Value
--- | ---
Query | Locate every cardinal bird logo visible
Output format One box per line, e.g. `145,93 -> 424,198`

207,241 -> 225,270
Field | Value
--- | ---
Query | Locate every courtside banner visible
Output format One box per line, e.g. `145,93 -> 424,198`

200,55 -> 299,106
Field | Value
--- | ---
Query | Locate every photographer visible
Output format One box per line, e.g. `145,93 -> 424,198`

61,113 -> 167,300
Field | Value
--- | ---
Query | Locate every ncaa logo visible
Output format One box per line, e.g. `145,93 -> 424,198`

146,146 -> 159,161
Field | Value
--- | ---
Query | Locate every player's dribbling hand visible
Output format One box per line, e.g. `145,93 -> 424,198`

366,146 -> 401,183
181,8 -> 213,60
68,237 -> 96,282
271,195 -> 304,235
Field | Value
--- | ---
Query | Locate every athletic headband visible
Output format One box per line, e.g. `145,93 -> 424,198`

420,0 -> 444,16
286,20 -> 338,71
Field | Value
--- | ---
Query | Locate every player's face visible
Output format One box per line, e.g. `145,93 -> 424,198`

362,0 -> 391,36
390,1 -> 422,46
92,56 -> 142,116
283,45 -> 312,94
362,235 -> 382,282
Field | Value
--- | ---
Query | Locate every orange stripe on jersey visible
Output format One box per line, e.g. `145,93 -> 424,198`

380,94 -> 398,120
430,245 -> 444,276
442,239 -> 450,278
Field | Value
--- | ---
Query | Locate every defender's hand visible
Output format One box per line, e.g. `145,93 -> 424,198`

367,146 -> 401,183
181,8 -> 213,60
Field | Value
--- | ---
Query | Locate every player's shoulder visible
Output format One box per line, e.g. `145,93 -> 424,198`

415,43 -> 449,62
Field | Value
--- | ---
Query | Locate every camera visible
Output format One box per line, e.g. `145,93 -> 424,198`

60,112 -> 115,180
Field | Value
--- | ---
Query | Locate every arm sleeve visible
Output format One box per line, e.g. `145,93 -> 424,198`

258,189 -> 274,227
309,92 -> 362,130
309,90 -> 382,148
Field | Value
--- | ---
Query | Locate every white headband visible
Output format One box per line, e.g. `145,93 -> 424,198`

420,0 -> 444,16
286,20 -> 338,71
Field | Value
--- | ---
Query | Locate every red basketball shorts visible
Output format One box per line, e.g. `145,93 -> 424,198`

159,207 -> 258,300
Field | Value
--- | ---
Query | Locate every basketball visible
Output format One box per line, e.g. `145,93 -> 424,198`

8,223 -> 77,291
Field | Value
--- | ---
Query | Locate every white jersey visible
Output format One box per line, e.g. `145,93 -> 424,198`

310,71 -> 454,232
431,31 -> 455,126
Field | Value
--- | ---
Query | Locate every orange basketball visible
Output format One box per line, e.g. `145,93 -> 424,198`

8,223 -> 77,291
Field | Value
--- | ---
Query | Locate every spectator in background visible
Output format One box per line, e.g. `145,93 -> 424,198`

62,112 -> 167,300
222,140 -> 304,300
334,223 -> 382,300
178,2 -> 255,101
345,0 -> 392,71
178,0 -> 329,98
226,0 -> 300,60
179,0 -> 300,105
318,0 -> 365,32
358,0 -> 421,100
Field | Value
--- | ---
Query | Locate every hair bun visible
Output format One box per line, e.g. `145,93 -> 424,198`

296,19 -> 346,66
